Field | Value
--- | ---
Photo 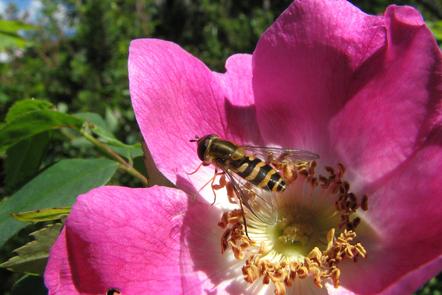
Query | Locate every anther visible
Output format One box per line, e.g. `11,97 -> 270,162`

361,195 -> 368,211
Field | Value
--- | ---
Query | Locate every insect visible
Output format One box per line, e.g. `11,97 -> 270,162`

106,288 -> 121,295
190,134 -> 319,233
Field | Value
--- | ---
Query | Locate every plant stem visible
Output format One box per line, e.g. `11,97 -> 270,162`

80,130 -> 148,186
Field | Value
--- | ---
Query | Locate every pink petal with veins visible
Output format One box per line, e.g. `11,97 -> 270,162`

252,1 -> 441,293
213,54 -> 263,143
339,144 -> 442,294
129,40 -> 261,196
129,39 -> 227,188
45,186 -> 232,294
253,0 -> 385,157
329,5 -> 442,187
380,256 -> 442,295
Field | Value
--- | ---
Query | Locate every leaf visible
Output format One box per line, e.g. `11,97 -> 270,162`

5,132 -> 51,194
0,20 -> 36,50
0,99 -> 82,155
0,109 -> 83,154
77,112 -> 143,159
12,208 -> 71,223
0,223 -> 62,275
0,20 -> 36,34
105,107 -> 119,132
76,112 -> 119,143
105,141 -> 143,160
428,21 -> 442,42
5,99 -> 54,123
0,158 -> 118,247
89,123 -> 143,158
74,112 -> 108,130
0,33 -> 29,50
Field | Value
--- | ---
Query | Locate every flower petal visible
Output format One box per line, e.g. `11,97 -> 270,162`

340,143 -> 442,294
44,186 -> 234,294
217,54 -> 254,107
325,284 -> 356,295
129,39 -> 227,188
379,256 -> 442,295
253,0 -> 385,156
214,54 -> 263,143
129,41 -> 262,200
329,5 -> 442,185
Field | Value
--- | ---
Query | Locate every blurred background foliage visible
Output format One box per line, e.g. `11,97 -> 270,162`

0,0 -> 441,294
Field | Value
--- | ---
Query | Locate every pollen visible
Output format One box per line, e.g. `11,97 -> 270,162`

219,161 -> 368,295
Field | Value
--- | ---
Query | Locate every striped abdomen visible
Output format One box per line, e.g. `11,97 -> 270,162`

229,156 -> 286,192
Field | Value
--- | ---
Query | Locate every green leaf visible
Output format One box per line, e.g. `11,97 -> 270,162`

428,21 -> 442,42
0,33 -> 29,50
77,112 -> 143,159
89,123 -> 143,158
76,112 -> 119,143
0,158 -> 118,247
12,208 -> 71,223
0,20 -> 36,34
5,132 -> 51,193
0,109 -> 83,154
105,141 -> 143,160
0,20 -> 36,50
74,112 -> 108,130
0,223 -> 62,275
105,107 -> 119,132
5,99 -> 54,123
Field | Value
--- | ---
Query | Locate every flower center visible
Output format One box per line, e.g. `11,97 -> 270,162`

272,208 -> 325,257
218,160 -> 368,294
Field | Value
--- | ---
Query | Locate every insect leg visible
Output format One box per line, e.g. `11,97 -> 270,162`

210,169 -> 226,205
186,162 -> 203,175
195,169 -> 225,205
197,173 -> 215,193
226,181 -> 237,204
265,152 -> 275,164
238,198 -> 250,238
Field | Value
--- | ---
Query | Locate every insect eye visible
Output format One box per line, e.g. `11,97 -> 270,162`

197,138 -> 209,161
196,134 -> 217,161
106,288 -> 121,295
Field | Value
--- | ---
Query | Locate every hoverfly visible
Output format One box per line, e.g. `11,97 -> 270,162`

190,134 -> 319,233
106,288 -> 121,295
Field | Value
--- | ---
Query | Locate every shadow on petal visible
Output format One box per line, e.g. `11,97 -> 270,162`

224,98 -> 263,145
178,175 -> 246,293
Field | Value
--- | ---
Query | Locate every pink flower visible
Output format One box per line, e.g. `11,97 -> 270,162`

44,0 -> 442,294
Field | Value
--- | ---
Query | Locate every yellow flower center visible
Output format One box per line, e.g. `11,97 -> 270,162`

218,161 -> 368,295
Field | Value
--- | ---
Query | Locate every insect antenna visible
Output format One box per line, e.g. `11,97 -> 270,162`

189,135 -> 200,142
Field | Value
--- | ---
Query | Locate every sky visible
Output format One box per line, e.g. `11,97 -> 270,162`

0,0 -> 70,30
1,0 -> 31,11
0,0 -> 42,20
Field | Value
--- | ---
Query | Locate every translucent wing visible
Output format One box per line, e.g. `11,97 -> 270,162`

223,168 -> 275,224
242,145 -> 319,163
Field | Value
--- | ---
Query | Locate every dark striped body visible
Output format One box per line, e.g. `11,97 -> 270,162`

195,135 -> 286,192
228,156 -> 286,192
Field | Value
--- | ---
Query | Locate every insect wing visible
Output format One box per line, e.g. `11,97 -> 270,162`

222,169 -> 254,211
242,145 -> 319,163
223,169 -> 275,223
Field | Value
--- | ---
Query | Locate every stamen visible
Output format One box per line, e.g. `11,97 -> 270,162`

218,161 -> 369,294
